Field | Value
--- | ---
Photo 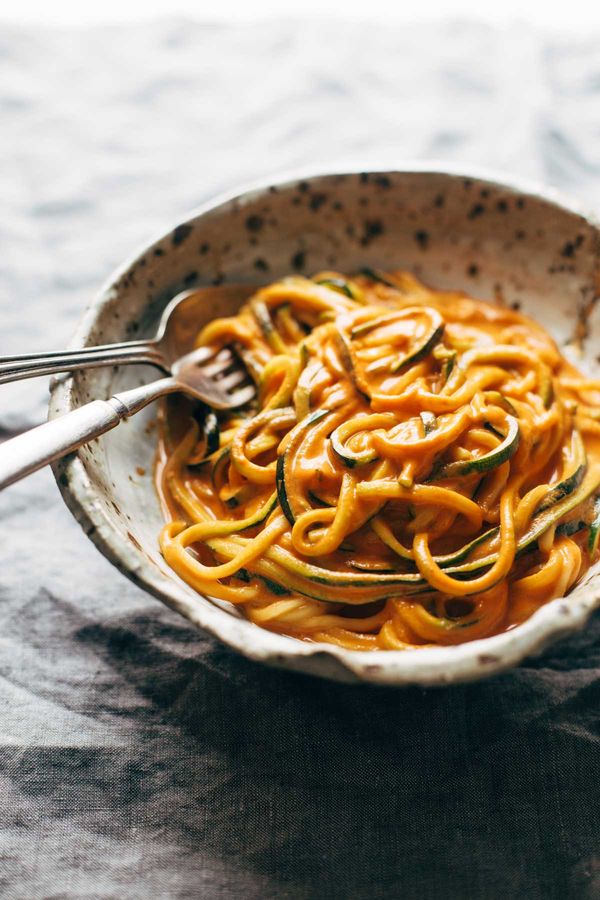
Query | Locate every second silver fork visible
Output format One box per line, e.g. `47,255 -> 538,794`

0,283 -> 252,384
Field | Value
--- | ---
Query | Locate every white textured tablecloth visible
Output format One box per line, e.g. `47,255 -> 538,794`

2,19 -> 600,899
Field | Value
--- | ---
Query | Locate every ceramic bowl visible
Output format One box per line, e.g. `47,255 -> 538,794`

50,165 -> 600,686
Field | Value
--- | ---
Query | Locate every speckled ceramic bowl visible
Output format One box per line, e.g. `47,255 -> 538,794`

50,165 -> 600,686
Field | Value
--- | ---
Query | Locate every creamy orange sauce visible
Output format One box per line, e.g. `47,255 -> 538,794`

156,270 -> 600,650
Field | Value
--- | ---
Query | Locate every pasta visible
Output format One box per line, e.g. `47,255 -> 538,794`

156,270 -> 600,650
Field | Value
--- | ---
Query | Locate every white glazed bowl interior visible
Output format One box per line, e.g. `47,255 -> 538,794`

51,167 -> 600,685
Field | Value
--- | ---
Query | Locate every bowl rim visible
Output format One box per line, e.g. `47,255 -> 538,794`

50,162 -> 600,686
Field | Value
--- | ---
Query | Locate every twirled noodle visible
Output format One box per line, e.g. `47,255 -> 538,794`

156,270 -> 600,651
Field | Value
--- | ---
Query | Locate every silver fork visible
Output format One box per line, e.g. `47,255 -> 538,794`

0,283 -> 253,384
0,293 -> 256,491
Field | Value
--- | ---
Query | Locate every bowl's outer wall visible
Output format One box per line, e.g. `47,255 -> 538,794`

50,169 -> 600,685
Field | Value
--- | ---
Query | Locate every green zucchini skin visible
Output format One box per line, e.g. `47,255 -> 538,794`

443,471 -> 600,581
359,267 -> 401,288
436,527 -> 499,568
333,332 -> 371,401
250,298 -> 286,353
223,483 -> 255,509
212,467 -> 600,603
316,277 -> 355,299
308,490 -> 334,508
211,446 -> 231,492
557,519 -> 587,538
351,310 -> 444,370
442,353 -> 456,382
350,313 -> 399,339
420,411 -> 437,435
251,474 -> 598,595
241,493 -> 278,531
588,498 -> 600,556
437,415 -> 520,479
276,409 -> 330,525
538,463 -> 587,514
373,513 -> 499,569
539,372 -> 555,408
259,576 -> 291,595
330,422 -> 379,468
390,318 -> 444,373
236,568 -> 291,595
347,560 -> 402,573
294,359 -> 323,422
275,454 -> 294,525
265,543 -> 424,589
484,392 -> 517,416
484,421 -> 505,440
536,433 -> 586,514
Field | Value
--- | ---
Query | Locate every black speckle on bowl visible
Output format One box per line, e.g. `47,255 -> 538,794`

172,223 -> 193,247
245,214 -> 264,232
183,271 -> 198,286
467,263 -> 479,277
254,257 -> 269,272
309,193 -> 328,212
562,235 -> 585,258
360,219 -> 384,246
433,193 -> 445,208
127,531 -> 143,552
515,230 -> 526,241
373,175 -> 392,189
496,199 -> 508,213
297,180 -> 310,193
291,249 -> 306,270
468,203 -> 485,220
414,229 -> 429,250
154,247 -> 165,257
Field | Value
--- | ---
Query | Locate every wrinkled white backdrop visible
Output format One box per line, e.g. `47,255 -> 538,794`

3,0 -> 600,28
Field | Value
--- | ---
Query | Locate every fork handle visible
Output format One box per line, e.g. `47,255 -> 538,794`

0,341 -> 165,384
0,377 -> 177,490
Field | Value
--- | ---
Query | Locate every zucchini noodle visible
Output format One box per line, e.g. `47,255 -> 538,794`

156,270 -> 600,651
